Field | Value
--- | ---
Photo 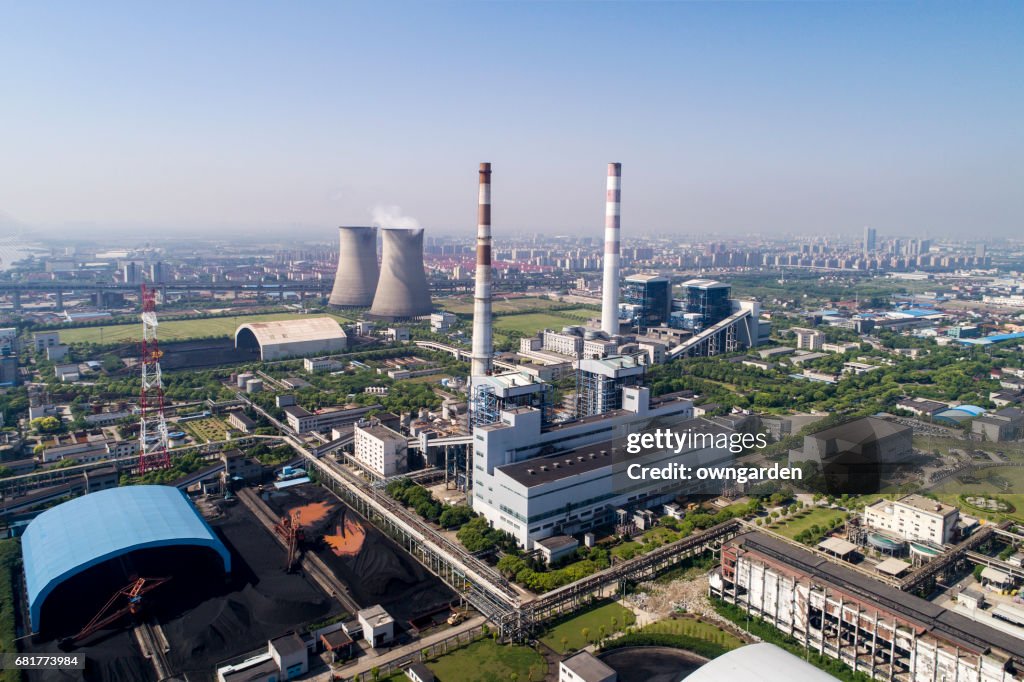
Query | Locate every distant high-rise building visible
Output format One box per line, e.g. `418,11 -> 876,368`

122,262 -> 141,284
863,227 -> 877,258
976,243 -> 987,258
148,262 -> 166,284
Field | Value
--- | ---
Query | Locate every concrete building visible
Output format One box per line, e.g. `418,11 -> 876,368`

235,317 -> 347,361
559,651 -> 617,682
0,328 -> 17,355
971,407 -> 1024,442
33,331 -> 60,354
896,397 -> 948,418
353,420 -> 408,477
713,531 -> 1024,682
357,605 -> 395,648
863,494 -> 960,545
543,327 -> 585,357
268,632 -> 308,680
227,411 -> 257,433
792,327 -> 825,351
282,403 -> 381,434
430,311 -> 457,333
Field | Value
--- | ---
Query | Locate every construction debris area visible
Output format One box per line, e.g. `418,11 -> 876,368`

261,483 -> 457,628
22,497 -> 341,682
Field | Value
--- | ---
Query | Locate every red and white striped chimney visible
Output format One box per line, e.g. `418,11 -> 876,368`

471,162 -> 493,377
601,162 -> 622,335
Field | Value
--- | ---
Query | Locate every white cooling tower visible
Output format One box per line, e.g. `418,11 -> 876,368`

328,226 -> 379,307
368,227 -> 433,319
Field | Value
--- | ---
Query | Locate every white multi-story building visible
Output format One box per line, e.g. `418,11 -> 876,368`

542,328 -> 585,357
792,327 -> 825,351
471,387 -> 700,548
33,331 -> 60,354
863,494 -> 959,545
430,311 -> 457,333
353,420 -> 408,478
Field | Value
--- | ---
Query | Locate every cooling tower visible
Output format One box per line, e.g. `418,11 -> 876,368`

328,226 -> 379,307
601,162 -> 622,335
471,162 -> 493,377
368,227 -> 433,319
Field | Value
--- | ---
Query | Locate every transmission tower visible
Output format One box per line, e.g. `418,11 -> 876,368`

138,284 -> 170,474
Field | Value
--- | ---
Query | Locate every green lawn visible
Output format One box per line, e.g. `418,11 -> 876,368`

642,616 -> 744,650
769,507 -> 845,540
439,296 -> 567,315
184,417 -> 228,443
426,638 -> 546,682
932,466 -> 1024,522
58,312 -> 353,344
540,601 -> 636,653
493,312 -> 581,335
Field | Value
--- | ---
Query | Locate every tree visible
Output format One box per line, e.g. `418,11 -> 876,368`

560,636 -> 569,653
30,416 -> 62,434
581,627 -> 590,644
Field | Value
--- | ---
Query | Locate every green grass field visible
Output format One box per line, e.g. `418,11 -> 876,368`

933,466 -> 1024,522
183,417 -> 228,443
56,312 -> 354,344
768,507 -> 845,540
642,616 -> 744,650
493,312 -> 582,335
439,296 -> 567,315
406,638 -> 547,682
540,601 -> 636,653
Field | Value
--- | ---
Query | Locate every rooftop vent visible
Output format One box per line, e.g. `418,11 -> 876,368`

527,469 -> 535,475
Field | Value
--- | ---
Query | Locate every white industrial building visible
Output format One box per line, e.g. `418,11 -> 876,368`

471,387 -> 706,548
282,403 -> 380,434
353,420 -> 408,478
863,494 -> 959,545
685,643 -> 838,682
357,605 -> 395,649
235,317 -> 347,361
559,651 -> 617,682
792,327 -> 825,351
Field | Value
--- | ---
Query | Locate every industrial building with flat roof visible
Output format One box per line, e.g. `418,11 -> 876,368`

713,531 -> 1024,681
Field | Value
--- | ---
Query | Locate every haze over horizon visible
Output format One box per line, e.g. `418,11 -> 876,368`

1,2 -> 1021,240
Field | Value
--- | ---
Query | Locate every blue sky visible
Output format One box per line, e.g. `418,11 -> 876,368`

1,1 -> 1021,239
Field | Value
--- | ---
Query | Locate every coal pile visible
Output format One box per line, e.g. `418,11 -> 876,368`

263,484 -> 455,625
22,499 -> 339,682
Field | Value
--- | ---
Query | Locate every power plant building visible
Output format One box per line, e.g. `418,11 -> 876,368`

470,388 -> 698,548
235,317 -> 347,361
369,228 -> 433,320
622,274 -> 672,330
328,226 -> 380,307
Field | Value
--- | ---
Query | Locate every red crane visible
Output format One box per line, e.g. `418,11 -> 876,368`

67,576 -> 171,644
274,510 -> 304,572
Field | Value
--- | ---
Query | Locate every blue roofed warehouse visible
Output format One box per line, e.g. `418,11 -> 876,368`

21,485 -> 231,633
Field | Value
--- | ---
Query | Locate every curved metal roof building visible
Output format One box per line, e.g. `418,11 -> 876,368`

686,643 -> 839,681
21,485 -> 231,632
369,227 -> 433,320
328,226 -> 379,307
235,316 -> 347,360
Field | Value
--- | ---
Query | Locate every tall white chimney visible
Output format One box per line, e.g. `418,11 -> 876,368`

471,162 -> 493,377
601,162 -> 622,335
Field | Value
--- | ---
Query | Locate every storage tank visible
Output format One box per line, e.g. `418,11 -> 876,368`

237,372 -> 255,388
245,379 -> 263,394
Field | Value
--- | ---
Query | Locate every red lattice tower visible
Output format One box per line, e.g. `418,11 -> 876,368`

138,284 -> 170,474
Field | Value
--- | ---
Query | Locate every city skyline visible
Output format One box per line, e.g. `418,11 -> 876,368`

1,1 -> 1022,238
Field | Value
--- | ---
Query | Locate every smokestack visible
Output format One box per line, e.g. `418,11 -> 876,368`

328,226 -> 379,307
601,162 -> 622,335
471,162 -> 493,377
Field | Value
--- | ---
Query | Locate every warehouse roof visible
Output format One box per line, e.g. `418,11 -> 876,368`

236,316 -> 345,346
21,485 -> 231,632
687,643 -> 839,682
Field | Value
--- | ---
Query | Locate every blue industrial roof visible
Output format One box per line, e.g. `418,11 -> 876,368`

900,308 -> 942,317
959,331 -> 1024,346
21,485 -> 231,632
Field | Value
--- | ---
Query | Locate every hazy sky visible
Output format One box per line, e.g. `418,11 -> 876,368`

1,1 -> 1021,240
